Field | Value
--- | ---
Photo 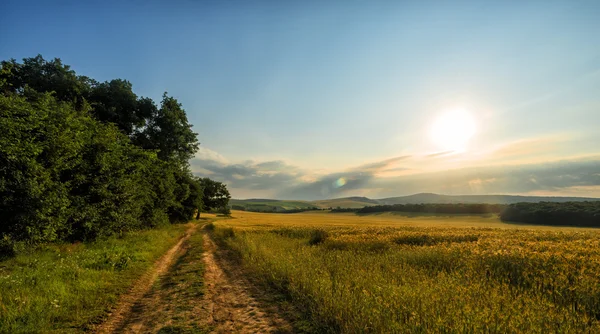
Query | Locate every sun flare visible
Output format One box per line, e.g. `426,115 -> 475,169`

430,108 -> 476,152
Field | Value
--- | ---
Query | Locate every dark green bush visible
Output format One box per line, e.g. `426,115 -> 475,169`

308,229 -> 329,245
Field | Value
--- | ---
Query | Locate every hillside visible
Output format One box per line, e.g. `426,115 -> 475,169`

230,199 -> 317,212
231,193 -> 600,211
312,197 -> 379,209
378,193 -> 600,205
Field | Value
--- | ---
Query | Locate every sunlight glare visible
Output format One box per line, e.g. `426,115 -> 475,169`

430,108 -> 476,152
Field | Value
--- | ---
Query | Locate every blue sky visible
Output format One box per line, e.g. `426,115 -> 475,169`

2,1 -> 600,199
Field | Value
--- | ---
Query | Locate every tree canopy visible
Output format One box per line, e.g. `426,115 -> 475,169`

198,178 -> 231,214
0,55 -> 229,254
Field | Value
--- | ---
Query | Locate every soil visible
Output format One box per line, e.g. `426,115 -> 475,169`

95,223 -> 298,334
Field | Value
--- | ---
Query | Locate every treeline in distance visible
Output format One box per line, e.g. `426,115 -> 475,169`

499,201 -> 600,227
332,202 -> 600,227
231,205 -> 321,213
351,203 -> 507,214
0,55 -> 230,255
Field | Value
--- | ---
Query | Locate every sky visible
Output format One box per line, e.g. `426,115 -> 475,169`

2,1 -> 600,199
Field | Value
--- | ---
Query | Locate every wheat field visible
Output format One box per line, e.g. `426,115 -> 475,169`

212,211 -> 600,333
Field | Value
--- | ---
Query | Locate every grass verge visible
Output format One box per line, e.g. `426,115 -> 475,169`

0,223 -> 192,333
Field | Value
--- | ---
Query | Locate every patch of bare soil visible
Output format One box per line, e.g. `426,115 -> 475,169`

201,234 -> 294,333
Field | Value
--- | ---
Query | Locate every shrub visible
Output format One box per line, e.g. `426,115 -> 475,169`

308,229 -> 328,245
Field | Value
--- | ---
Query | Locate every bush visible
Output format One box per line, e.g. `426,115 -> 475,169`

308,229 -> 329,245
0,235 -> 16,260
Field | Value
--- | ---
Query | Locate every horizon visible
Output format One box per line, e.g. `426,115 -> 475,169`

2,1 -> 599,200
232,192 -> 600,202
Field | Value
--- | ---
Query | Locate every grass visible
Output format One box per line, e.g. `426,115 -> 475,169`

213,210 -> 600,333
155,229 -> 211,334
231,198 -> 377,210
0,222 -> 193,333
230,199 -> 317,211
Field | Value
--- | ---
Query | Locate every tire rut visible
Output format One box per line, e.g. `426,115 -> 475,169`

202,233 -> 293,333
95,223 -> 198,333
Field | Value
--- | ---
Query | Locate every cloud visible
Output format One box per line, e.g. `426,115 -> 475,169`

369,157 -> 600,198
195,146 -> 228,164
191,149 -> 306,198
191,146 -> 600,199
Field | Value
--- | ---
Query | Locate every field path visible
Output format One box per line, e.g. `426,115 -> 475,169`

95,222 -> 296,333
96,223 -> 199,333
202,233 -> 294,333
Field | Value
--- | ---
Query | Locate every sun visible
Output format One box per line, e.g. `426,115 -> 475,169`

430,108 -> 476,152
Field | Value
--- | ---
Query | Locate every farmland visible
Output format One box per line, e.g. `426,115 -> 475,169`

212,210 -> 600,333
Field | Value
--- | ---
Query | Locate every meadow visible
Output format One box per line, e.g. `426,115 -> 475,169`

0,222 -> 194,333
213,211 -> 600,333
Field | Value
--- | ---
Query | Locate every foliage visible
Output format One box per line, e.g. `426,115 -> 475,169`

308,229 -> 328,245
0,55 -> 91,109
134,93 -> 199,166
356,203 -> 507,214
88,79 -> 156,135
0,55 -> 227,248
500,201 -> 600,227
198,178 -> 231,213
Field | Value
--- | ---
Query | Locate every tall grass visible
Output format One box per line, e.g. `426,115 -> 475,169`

0,223 -> 191,333
214,221 -> 600,333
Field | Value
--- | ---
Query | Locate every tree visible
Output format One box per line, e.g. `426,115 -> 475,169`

0,54 -> 205,251
198,178 -> 231,217
134,93 -> 199,166
88,79 -> 156,135
0,55 -> 91,110
1,55 -> 161,136
167,169 -> 203,223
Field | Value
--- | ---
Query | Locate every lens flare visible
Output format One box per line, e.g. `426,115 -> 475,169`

334,177 -> 347,188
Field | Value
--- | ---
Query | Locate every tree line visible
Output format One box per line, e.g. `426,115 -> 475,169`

231,205 -> 320,213
350,203 -> 507,214
0,55 -> 230,255
332,201 -> 600,227
499,201 -> 600,227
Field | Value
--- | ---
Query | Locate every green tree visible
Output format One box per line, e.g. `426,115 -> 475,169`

88,79 -> 157,135
0,54 -> 204,251
198,178 -> 231,217
134,93 -> 199,165
0,55 -> 91,110
0,92 -> 81,242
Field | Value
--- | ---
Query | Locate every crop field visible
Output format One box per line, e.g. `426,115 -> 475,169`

213,211 -> 600,333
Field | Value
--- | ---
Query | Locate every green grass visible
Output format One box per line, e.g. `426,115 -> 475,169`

155,229 -> 211,334
230,199 -> 317,211
213,212 -> 600,333
0,223 -> 192,333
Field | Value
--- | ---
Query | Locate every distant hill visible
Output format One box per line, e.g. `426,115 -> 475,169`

378,193 -> 600,205
229,199 -> 317,212
312,197 -> 379,209
231,193 -> 600,211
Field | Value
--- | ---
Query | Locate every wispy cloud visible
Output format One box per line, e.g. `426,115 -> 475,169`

191,145 -> 600,199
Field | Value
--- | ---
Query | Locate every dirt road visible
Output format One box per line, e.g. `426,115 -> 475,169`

96,223 -> 295,333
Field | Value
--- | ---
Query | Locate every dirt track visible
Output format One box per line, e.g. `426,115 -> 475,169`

202,233 -> 293,333
96,223 -> 294,333
96,223 -> 199,333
